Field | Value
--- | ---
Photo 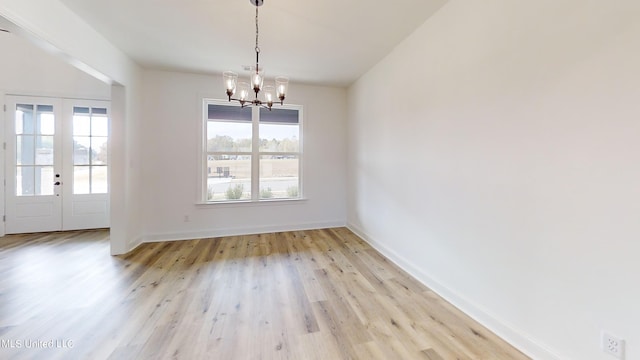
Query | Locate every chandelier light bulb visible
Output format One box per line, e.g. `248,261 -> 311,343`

238,82 -> 250,102
263,85 -> 274,108
275,76 -> 289,103
251,69 -> 264,93
223,71 -> 238,98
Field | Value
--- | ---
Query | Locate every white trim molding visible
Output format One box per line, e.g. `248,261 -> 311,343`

347,222 -> 563,360
142,220 -> 346,244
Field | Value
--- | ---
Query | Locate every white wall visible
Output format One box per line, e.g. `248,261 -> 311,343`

0,33 -> 110,99
348,1 -> 640,359
140,69 -> 347,241
0,0 -> 144,254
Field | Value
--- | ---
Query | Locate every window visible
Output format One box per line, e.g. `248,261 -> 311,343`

203,99 -> 302,202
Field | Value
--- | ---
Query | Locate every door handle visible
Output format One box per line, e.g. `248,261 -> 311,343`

54,181 -> 61,186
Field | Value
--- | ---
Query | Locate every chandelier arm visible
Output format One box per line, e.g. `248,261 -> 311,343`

227,97 -> 273,111
228,97 -> 247,107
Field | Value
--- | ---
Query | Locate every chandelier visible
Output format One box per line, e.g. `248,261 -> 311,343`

223,0 -> 288,110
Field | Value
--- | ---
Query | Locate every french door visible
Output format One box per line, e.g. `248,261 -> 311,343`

5,95 -> 110,234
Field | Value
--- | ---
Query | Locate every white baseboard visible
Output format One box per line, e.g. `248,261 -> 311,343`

127,235 -> 143,252
110,235 -> 143,255
346,222 -> 562,360
110,234 -> 143,255
142,220 -> 346,244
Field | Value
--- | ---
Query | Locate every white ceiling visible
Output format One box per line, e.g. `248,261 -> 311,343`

58,0 -> 447,87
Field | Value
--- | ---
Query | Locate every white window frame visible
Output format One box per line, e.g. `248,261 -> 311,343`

200,98 -> 303,204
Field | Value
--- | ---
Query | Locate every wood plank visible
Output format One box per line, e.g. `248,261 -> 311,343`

0,228 -> 529,360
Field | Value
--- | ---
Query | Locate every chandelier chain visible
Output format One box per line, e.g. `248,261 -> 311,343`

255,5 -> 260,54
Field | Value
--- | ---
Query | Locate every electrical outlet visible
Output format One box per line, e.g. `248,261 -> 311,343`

602,331 -> 625,359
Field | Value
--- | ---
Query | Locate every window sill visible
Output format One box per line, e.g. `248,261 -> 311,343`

195,198 -> 308,208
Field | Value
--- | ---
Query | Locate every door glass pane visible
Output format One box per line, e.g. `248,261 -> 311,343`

35,136 -> 54,165
74,106 -> 90,115
37,112 -> 55,135
259,155 -> 299,199
36,105 -> 54,137
17,166 -> 34,196
92,113 -> 109,136
74,166 -> 90,194
92,166 -> 108,194
35,166 -> 54,195
74,137 -> 91,165
92,107 -> 107,115
16,135 -> 35,165
91,137 -> 108,165
73,110 -> 91,136
15,104 -> 34,134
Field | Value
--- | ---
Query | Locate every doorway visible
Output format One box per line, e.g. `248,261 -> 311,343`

5,95 -> 110,234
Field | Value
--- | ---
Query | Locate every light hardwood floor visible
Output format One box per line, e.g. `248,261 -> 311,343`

0,228 -> 529,359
